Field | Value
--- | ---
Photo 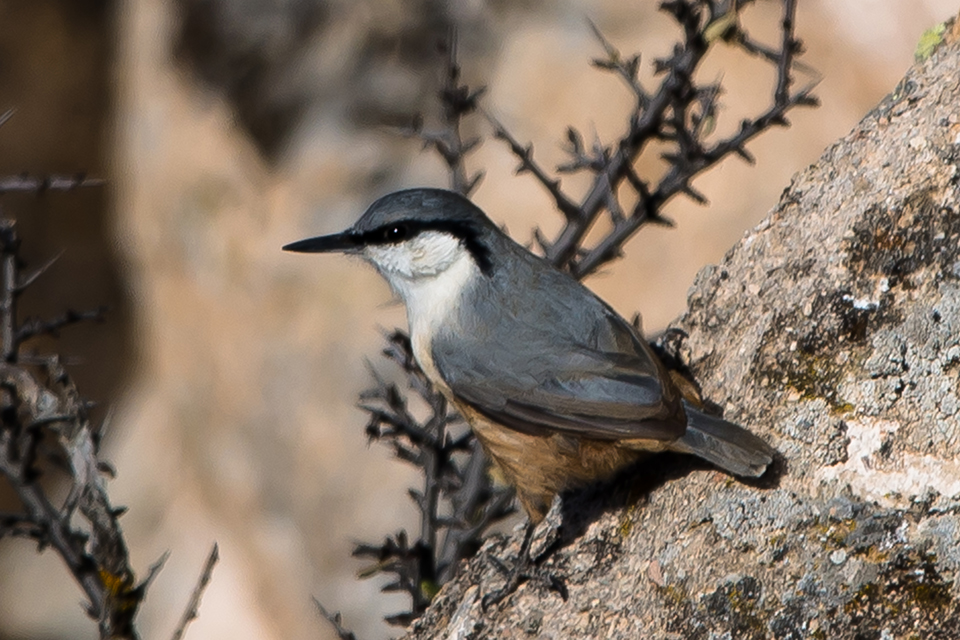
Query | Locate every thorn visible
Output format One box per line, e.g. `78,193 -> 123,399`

681,185 -> 708,205
660,152 -> 681,164
312,597 -> 358,640
408,488 -> 426,508
653,56 -> 672,75
590,57 -> 618,71
468,86 -> 487,101
92,405 -> 114,443
566,126 -> 584,152
532,228 -> 552,255
139,550 -> 171,590
649,214 -> 676,227
461,137 -> 481,154
464,171 -> 484,196
97,461 -> 118,478
586,18 -> 617,58
735,146 -> 756,164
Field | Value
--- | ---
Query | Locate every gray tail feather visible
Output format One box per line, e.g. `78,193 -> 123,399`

669,401 -> 775,477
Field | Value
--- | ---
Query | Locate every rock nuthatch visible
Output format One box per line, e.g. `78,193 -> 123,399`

284,188 -> 775,603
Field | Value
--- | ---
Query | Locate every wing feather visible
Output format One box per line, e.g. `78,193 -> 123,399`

436,303 -> 685,441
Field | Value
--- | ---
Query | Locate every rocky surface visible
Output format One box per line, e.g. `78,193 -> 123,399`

408,18 -> 960,640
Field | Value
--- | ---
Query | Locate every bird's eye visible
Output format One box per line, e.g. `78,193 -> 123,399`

383,224 -> 409,242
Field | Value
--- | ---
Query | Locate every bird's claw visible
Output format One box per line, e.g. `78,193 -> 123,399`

481,523 -> 567,609
481,562 -> 567,609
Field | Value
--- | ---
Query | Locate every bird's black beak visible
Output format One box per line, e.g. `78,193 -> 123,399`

282,231 -> 360,254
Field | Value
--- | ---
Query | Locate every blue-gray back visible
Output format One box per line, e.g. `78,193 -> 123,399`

432,231 -> 685,441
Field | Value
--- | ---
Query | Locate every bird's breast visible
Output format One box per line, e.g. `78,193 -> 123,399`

402,249 -> 479,390
411,330 -> 448,394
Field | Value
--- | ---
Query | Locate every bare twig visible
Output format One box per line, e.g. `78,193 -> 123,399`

358,332 -> 464,620
17,251 -> 63,292
16,307 -> 107,344
0,174 -> 105,194
0,511 -> 46,541
347,32 -> 518,628
481,108 -> 583,224
312,597 -> 358,640
0,183 -> 157,638
0,219 -> 18,361
775,0 -> 800,105
396,28 -> 485,196
494,0 -> 817,277
438,29 -> 485,196
588,19 -> 648,108
170,544 -> 220,640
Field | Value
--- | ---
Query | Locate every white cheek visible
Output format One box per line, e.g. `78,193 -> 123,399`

363,231 -> 464,280
364,244 -> 415,280
409,232 -> 463,275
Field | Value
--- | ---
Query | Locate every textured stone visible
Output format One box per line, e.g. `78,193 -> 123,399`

408,18 -> 960,640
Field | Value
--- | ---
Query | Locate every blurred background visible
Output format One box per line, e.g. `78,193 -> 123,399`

0,1 -> 955,638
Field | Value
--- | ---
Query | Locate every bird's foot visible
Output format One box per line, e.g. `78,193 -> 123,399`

481,559 -> 567,609
481,523 -> 567,609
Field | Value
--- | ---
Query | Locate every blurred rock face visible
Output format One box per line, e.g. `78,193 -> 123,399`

0,1 -> 958,639
0,0 -> 129,431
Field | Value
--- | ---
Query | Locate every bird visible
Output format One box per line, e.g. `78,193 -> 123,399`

284,187 -> 775,605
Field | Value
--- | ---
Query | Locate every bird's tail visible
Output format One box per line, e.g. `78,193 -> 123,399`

668,401 -> 775,477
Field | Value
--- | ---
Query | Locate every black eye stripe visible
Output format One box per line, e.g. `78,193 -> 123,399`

357,219 -> 493,275
381,224 -> 409,242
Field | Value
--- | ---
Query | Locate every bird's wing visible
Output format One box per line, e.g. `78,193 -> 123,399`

434,306 -> 685,442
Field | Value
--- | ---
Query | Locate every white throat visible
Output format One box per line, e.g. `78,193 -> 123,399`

363,230 -> 480,340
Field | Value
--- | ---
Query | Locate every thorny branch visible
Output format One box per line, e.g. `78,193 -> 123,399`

313,597 -> 358,640
525,0 -> 816,277
16,307 -> 108,343
331,0 -> 818,632
0,214 -> 152,638
0,113 -> 212,634
170,544 -> 220,640
0,174 -> 106,194
0,108 -> 105,195
353,331 -> 514,627
396,29 -> 485,197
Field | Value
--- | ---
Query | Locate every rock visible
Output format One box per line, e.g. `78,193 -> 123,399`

407,16 -> 960,640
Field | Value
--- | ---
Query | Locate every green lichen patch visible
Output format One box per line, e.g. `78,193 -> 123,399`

916,22 -> 948,63
810,507 -> 904,557
702,576 -> 770,640
659,581 -> 708,640
813,518 -> 858,550
752,291 -> 879,414
845,193 -> 960,287
649,544 -> 956,640
843,550 -> 956,638
768,601 -> 811,640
